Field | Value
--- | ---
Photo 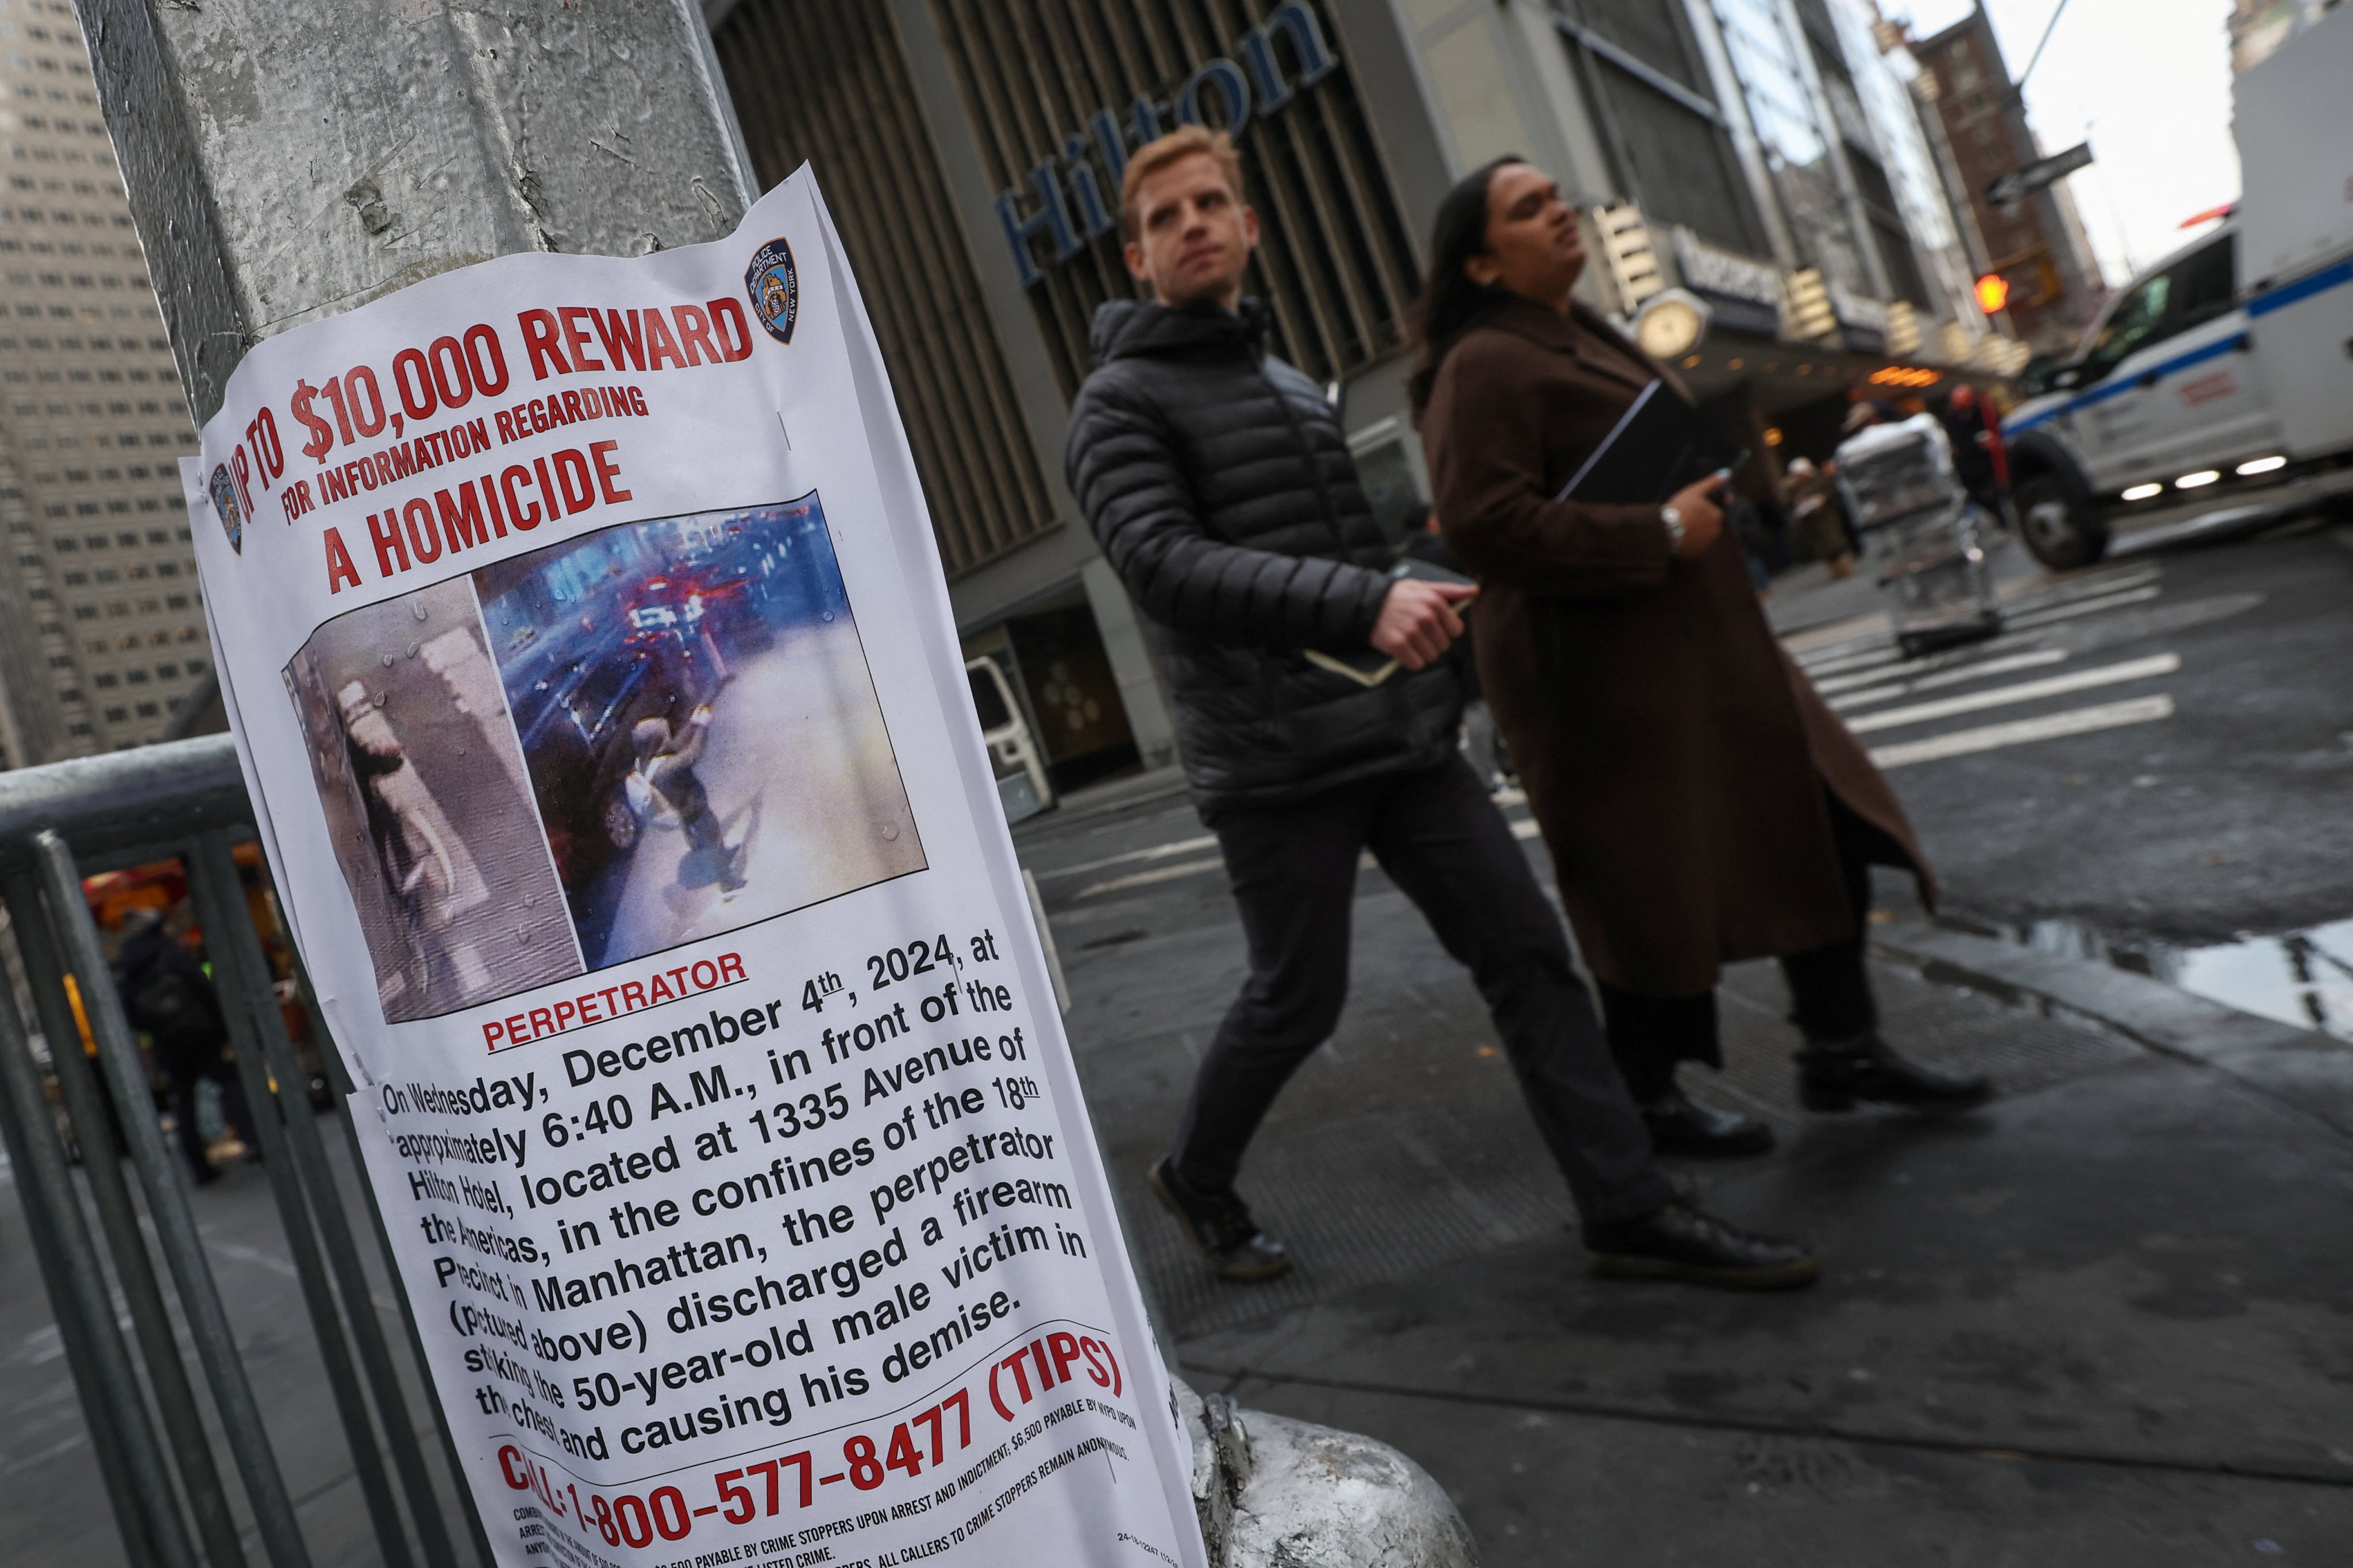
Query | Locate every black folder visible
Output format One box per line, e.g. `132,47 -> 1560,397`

1555,380 -> 1737,504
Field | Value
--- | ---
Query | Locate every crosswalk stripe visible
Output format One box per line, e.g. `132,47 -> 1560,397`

1037,832 -> 1217,881
1799,641 -> 1904,677
2000,565 -> 2160,613
1870,694 -> 2175,769
1828,649 -> 2071,710
1797,568 -> 2165,676
1075,857 -> 1225,899
1794,635 -> 1887,668
2000,583 -> 2162,630
1846,653 -> 2179,734
1813,639 -> 2033,694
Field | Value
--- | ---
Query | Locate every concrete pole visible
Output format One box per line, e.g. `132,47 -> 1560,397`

72,0 -> 761,427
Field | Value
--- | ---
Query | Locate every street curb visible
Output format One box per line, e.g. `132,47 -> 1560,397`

1870,921 -> 2353,1142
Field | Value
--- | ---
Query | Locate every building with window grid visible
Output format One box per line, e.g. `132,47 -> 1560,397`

704,0 -> 2016,804
0,0 -> 206,767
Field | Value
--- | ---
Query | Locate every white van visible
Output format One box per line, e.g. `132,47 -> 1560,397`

2000,6 -> 2353,567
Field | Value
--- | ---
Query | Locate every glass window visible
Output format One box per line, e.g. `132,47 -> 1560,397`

1569,0 -> 1710,92
965,660 -> 1012,732
2080,271 -> 2174,380
1709,0 -> 1870,294
1559,0 -> 1769,256
2168,236 -> 2236,334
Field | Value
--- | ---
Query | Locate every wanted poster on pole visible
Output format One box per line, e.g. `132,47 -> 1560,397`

183,168 -> 1204,1568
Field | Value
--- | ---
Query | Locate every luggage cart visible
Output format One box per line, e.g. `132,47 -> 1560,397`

1834,413 -> 2002,659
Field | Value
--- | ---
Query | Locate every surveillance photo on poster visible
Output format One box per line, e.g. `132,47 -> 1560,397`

284,577 -> 584,1020
283,492 -> 925,1022
474,493 -> 924,971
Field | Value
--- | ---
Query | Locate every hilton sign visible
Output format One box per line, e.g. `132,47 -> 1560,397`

994,2 -> 1338,287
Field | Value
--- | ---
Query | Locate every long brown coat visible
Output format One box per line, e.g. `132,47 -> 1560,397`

1422,295 -> 1934,997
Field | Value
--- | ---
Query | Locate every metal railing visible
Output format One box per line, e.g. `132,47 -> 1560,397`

0,734 -> 486,1568
0,735 -> 1478,1568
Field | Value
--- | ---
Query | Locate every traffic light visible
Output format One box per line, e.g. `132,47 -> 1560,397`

1975,272 -> 2011,314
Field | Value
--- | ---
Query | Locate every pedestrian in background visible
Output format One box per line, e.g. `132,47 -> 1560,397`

1066,126 -> 1814,1289
1412,158 -> 1990,1154
1783,457 -> 1856,580
112,908 -> 256,1186
1941,385 -> 2008,523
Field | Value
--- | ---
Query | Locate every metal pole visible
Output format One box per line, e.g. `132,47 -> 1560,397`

190,831 -> 460,1568
66,3 -> 762,1551
0,941 -> 196,1568
2007,0 -> 2074,102
301,959 -> 498,1568
174,845 -> 417,1568
73,0 -> 758,428
0,873 -> 251,1568
0,968 -> 160,1568
32,830 -> 315,1568
0,1115 -> 161,1568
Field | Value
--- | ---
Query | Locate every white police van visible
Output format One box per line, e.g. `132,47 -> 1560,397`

2001,7 -> 2353,568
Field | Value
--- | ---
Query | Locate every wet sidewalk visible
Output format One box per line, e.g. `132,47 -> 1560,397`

1052,855 -> 2353,1562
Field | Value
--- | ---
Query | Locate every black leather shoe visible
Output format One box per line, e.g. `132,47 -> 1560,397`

1798,1034 -> 1993,1112
1585,1201 -> 1818,1290
1149,1159 -> 1291,1282
1642,1085 -> 1776,1158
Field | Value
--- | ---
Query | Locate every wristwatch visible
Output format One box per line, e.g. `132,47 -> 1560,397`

1660,504 -> 1686,552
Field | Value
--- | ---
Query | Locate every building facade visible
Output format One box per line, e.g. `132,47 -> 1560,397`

704,1 -> 2024,795
701,3 -> 2023,795
0,0 -> 207,768
1907,2 -> 2105,356
2229,0 -> 2343,74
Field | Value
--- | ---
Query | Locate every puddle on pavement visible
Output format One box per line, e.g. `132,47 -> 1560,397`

2009,915 -> 2353,1042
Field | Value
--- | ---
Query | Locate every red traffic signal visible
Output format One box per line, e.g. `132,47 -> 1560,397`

1975,273 -> 2011,313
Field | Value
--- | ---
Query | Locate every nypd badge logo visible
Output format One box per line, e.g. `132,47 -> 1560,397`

745,238 -> 798,345
207,463 -> 243,554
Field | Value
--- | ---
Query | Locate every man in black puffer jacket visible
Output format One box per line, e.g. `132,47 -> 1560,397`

1065,127 -> 1813,1292
1072,293 -> 1463,805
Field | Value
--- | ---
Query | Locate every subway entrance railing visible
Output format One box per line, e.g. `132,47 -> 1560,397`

0,734 -> 491,1568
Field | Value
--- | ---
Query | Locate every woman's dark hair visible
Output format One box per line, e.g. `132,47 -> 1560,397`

1407,155 -> 1527,418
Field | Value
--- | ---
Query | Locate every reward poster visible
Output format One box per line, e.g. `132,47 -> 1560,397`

184,171 -> 1203,1568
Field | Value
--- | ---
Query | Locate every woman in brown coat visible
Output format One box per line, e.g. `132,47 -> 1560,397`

1414,159 -> 1988,1154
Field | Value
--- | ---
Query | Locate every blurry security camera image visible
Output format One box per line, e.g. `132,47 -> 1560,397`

283,579 -> 585,1022
472,491 -> 925,970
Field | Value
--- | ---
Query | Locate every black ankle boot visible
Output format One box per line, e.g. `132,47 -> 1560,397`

1640,1085 -> 1775,1157
1798,1033 -> 1992,1112
1585,1201 -> 1818,1289
1149,1159 -> 1291,1282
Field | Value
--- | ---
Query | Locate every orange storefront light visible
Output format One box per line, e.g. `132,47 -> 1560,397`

1974,273 -> 2011,314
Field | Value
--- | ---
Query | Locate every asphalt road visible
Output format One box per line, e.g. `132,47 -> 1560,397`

1000,516 -> 2353,1562
1781,519 -> 2353,947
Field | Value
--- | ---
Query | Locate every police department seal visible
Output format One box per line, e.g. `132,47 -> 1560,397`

207,463 -> 242,554
745,237 -> 798,345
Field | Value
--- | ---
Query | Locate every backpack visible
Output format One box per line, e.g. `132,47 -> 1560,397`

124,956 -> 225,1057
